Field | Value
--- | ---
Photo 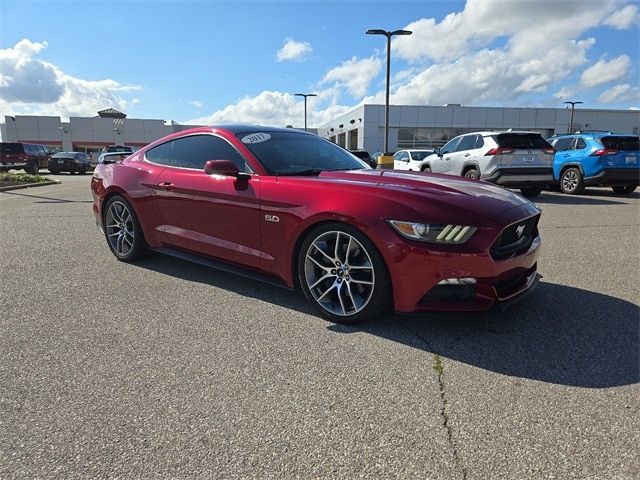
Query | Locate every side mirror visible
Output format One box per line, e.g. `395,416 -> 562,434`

435,147 -> 442,157
204,159 -> 246,178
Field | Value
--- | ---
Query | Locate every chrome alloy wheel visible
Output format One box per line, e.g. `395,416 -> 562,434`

304,231 -> 375,317
105,201 -> 135,256
562,170 -> 579,192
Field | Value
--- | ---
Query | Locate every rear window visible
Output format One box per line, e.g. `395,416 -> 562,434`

495,133 -> 550,149
600,136 -> 639,151
52,153 -> 74,159
1,142 -> 25,154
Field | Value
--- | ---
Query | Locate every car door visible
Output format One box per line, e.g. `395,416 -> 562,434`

148,134 -> 263,270
393,151 -> 409,170
551,137 -> 576,179
452,134 -> 478,175
431,136 -> 462,174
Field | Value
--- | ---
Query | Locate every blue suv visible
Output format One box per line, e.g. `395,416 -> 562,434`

547,132 -> 639,195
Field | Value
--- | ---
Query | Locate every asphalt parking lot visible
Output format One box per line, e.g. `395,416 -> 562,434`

1,172 -> 638,479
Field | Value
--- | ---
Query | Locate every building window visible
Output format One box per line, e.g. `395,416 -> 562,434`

348,129 -> 358,149
337,133 -> 346,148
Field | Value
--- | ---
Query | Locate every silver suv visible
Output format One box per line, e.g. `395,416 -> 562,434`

426,131 -> 555,197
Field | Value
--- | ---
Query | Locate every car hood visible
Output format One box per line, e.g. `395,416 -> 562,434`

317,169 -> 539,224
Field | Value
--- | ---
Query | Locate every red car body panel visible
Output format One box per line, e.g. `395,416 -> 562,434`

92,125 -> 542,314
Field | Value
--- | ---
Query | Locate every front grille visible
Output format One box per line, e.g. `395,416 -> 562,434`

490,214 -> 540,260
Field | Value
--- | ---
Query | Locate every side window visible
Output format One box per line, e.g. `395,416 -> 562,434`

575,138 -> 587,150
552,138 -> 573,152
475,136 -> 485,149
24,144 -> 33,154
145,141 -> 173,166
170,135 -> 247,170
457,135 -> 477,152
441,137 -> 462,155
148,135 -> 247,171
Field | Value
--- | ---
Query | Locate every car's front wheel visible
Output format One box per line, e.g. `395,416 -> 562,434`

611,185 -> 637,195
103,195 -> 149,261
421,165 -> 431,173
298,223 -> 391,324
560,168 -> 585,194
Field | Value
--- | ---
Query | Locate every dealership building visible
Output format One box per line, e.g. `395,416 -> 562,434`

0,109 -> 193,156
1,105 -> 638,156
319,104 -> 640,153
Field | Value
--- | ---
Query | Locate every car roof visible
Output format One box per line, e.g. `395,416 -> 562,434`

550,131 -> 632,138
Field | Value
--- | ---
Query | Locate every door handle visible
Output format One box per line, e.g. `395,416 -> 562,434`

157,181 -> 175,191
444,156 -> 451,161
464,153 -> 471,157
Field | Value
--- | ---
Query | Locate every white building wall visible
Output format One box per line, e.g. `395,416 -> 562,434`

320,105 -> 639,153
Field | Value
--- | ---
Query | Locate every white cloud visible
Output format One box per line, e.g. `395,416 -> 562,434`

580,55 -> 630,88
604,4 -> 640,29
189,100 -> 203,108
598,83 -> 640,103
276,38 -> 313,62
392,0 -> 619,62
186,88 -> 353,128
0,38 -> 140,119
321,56 -> 382,97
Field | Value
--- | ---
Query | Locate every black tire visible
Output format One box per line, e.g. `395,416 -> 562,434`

297,222 -> 392,324
611,185 -> 637,195
560,167 -> 584,194
464,168 -> 479,179
421,165 -> 431,173
25,161 -> 38,174
79,167 -> 87,175
520,186 -> 543,198
103,195 -> 150,262
49,168 -> 60,175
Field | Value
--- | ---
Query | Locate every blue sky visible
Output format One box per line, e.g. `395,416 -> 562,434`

1,0 -> 638,127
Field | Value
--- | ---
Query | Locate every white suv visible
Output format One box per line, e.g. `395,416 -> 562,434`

427,131 -> 555,197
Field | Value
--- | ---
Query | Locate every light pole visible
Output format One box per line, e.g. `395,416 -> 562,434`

564,101 -> 583,133
366,28 -> 412,155
294,93 -> 317,131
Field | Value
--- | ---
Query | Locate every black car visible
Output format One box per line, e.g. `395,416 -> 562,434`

48,152 -> 91,174
350,150 -> 376,168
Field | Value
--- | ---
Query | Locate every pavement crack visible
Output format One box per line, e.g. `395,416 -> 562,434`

434,353 -> 468,480
399,320 -> 468,480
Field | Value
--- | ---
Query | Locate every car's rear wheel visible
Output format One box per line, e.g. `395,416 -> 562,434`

560,168 -> 584,194
298,223 -> 391,324
464,168 -> 479,179
519,186 -> 543,198
611,185 -> 637,195
103,195 -> 149,261
49,168 -> 60,174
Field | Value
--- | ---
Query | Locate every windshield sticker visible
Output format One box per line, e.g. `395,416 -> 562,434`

241,133 -> 271,144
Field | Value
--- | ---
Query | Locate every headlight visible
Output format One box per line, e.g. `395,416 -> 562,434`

387,220 -> 477,244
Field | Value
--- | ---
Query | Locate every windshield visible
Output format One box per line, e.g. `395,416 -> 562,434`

237,131 -> 369,175
409,150 -> 433,161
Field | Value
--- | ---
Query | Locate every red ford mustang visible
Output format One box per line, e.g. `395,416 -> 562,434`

91,125 -> 541,323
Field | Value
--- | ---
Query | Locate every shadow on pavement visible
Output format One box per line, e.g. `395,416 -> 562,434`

0,190 -> 92,203
135,255 -> 639,389
532,191 -> 631,206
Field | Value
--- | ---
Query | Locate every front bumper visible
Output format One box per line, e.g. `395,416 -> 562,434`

386,227 -> 541,313
584,168 -> 640,186
483,167 -> 554,186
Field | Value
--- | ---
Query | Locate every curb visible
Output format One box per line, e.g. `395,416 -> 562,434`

0,180 -> 61,192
